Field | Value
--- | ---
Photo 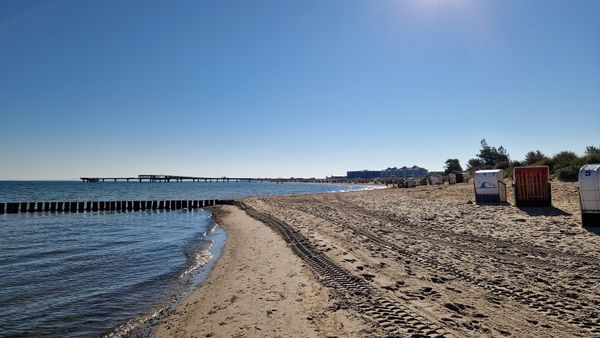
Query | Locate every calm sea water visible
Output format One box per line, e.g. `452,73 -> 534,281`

0,181 -> 372,337
0,180 -> 368,202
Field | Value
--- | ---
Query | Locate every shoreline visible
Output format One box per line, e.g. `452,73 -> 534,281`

106,212 -> 227,338
153,205 -> 371,337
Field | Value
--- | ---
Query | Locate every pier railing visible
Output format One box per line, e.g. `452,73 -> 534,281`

0,199 -> 235,214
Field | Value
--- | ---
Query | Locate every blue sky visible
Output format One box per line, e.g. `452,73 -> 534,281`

1,0 -> 598,179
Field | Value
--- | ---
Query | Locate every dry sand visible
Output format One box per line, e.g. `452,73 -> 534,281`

154,205 -> 370,338
156,181 -> 600,337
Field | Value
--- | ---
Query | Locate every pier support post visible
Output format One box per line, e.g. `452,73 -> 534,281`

29,202 -> 36,212
0,202 -> 4,214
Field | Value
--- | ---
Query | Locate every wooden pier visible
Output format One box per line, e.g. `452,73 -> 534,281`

80,176 -> 266,183
80,175 -> 335,184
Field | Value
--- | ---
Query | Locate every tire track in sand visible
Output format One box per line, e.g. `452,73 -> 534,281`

238,202 -> 454,338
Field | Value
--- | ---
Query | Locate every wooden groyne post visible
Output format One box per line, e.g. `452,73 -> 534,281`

0,199 -> 235,214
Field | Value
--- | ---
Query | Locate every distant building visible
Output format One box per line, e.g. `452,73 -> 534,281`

380,166 -> 428,178
347,170 -> 382,179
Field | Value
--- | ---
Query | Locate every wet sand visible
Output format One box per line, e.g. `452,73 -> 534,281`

156,181 -> 600,337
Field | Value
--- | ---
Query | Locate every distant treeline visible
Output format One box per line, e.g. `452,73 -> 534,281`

447,139 -> 600,182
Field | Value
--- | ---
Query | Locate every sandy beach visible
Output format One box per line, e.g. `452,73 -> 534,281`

156,181 -> 600,337
154,205 -> 372,338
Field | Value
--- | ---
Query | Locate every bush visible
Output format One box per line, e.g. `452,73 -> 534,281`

584,145 -> 600,164
524,150 -> 549,165
551,151 -> 581,169
503,167 -> 514,179
496,160 -> 510,170
467,158 -> 484,170
556,165 -> 580,182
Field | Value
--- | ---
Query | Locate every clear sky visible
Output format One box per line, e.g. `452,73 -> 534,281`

1,0 -> 598,179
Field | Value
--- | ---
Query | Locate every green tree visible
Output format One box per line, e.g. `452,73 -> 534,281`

467,158 -> 484,170
524,150 -> 549,165
444,159 -> 463,174
476,139 -> 510,168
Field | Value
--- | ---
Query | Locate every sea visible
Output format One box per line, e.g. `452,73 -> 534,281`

0,181 -> 374,337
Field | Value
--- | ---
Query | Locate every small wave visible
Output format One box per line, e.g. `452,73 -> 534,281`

179,242 -> 214,278
328,185 -> 387,193
202,222 -> 218,236
102,305 -> 167,338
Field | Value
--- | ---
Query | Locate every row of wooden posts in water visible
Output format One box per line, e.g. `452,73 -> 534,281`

0,199 -> 235,214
